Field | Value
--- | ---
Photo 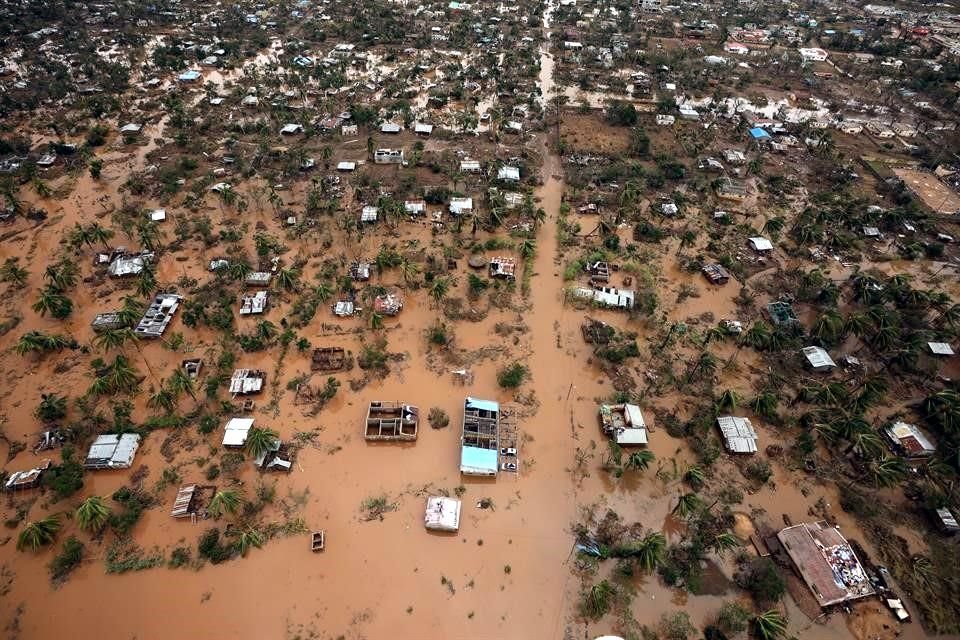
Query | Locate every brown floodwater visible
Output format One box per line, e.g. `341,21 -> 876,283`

1,8 -> 957,640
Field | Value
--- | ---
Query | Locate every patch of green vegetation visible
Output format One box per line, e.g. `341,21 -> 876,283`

497,362 -> 528,388
49,536 -> 84,582
105,540 -> 163,574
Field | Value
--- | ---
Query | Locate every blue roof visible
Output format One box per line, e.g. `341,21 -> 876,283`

465,397 -> 499,413
460,446 -> 498,474
749,127 -> 771,139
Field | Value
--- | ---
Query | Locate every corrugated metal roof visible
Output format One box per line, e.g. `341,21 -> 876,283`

717,416 -> 758,453
802,346 -> 836,370
929,342 -> 954,356
85,433 -> 141,468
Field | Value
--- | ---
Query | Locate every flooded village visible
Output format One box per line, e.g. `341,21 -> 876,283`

1,0 -> 960,638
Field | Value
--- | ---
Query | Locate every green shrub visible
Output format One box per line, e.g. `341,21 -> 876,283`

744,459 -> 772,484
497,362 -> 528,388
49,536 -> 84,581
736,557 -> 785,606
168,546 -> 192,569
109,487 -> 152,536
428,407 -> 450,429
42,447 -> 84,501
197,528 -> 236,564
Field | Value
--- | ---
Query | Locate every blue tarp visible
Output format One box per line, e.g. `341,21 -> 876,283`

460,446 -> 498,474
465,397 -> 499,413
749,127 -> 771,140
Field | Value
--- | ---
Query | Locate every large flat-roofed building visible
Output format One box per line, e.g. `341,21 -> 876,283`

460,397 -> 499,476
777,522 -> 875,608
134,293 -> 182,338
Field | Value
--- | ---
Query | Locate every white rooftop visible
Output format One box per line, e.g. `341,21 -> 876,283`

223,417 -> 254,447
717,416 -> 759,453
424,496 -> 461,532
85,433 -> 142,469
748,237 -> 773,251
449,197 -> 473,215
929,342 -> 954,356
802,346 -> 836,370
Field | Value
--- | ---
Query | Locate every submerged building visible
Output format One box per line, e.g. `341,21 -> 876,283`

460,397 -> 499,476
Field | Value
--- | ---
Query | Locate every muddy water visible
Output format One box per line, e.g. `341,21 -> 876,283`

0,10 -> 953,640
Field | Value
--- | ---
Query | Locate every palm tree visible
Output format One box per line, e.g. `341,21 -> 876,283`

750,391 -> 779,420
369,311 -> 384,330
710,532 -> 740,556
532,207 -> 546,229
582,580 -> 616,619
715,389 -> 743,414
519,238 -> 537,261
116,297 -> 144,327
673,492 -> 703,518
256,320 -> 278,340
0,258 -> 29,288
936,304 -> 960,333
135,266 -> 156,297
634,532 -> 666,573
429,276 -> 453,309
15,331 -> 47,355
75,496 -> 111,532
105,354 -> 141,393
313,281 -> 334,303
15,331 -> 71,355
624,450 -> 655,472
741,321 -> 771,350
811,309 -> 844,342
228,260 -> 254,282
237,528 -> 265,556
845,429 -> 884,460
684,465 -> 706,488
864,455 -> 908,488
843,311 -> 873,339
168,368 -> 196,401
676,229 -> 697,256
35,393 -> 67,422
276,268 -> 300,292
208,489 -> 242,518
870,319 -> 901,352
752,610 -> 788,640
244,426 -> 279,460
88,222 -> 114,250
17,514 -> 61,551
44,259 -> 79,290
147,386 -> 177,414
762,216 -> 785,238
703,326 -> 727,345
67,222 -> 93,250
92,328 -> 136,352
33,286 -> 73,319
686,350 -> 718,382
399,258 -> 421,285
